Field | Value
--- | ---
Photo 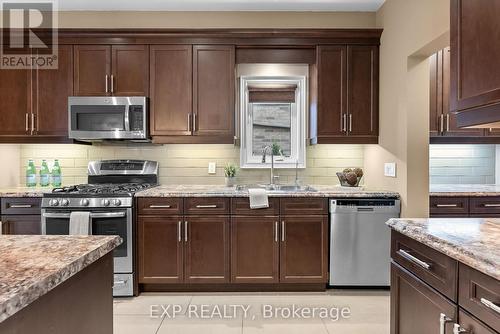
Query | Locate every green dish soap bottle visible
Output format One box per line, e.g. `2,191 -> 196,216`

40,160 -> 50,187
51,159 -> 62,187
26,160 -> 37,187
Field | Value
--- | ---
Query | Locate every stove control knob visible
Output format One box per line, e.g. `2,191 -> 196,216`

60,199 -> 69,206
102,199 -> 110,207
49,199 -> 59,206
80,199 -> 90,207
112,199 -> 121,206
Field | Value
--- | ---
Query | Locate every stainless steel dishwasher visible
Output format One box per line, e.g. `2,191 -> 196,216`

329,198 -> 401,287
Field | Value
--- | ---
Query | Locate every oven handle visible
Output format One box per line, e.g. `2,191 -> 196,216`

42,212 -> 126,219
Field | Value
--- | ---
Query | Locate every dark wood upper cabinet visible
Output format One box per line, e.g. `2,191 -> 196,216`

315,45 -> 378,144
35,45 -> 73,137
0,68 -> 31,137
231,216 -> 279,283
138,216 -> 184,284
150,45 -> 193,137
74,45 -> 110,96
193,45 -> 235,140
280,216 -> 328,283
451,0 -> 500,128
184,216 -> 230,284
111,45 -> 149,96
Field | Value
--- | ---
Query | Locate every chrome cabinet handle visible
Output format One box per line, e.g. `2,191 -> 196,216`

149,205 -> 171,208
436,204 -> 458,208
188,114 -> 192,132
31,113 -> 36,134
342,114 -> 347,132
193,113 -> 197,132
348,114 -> 352,133
440,313 -> 452,334
195,205 -> 217,208
184,221 -> 188,242
105,75 -> 109,93
396,249 -> 431,270
446,114 -> 450,132
281,221 -> 285,242
10,204 -> 33,208
178,221 -> 182,242
274,221 -> 278,242
440,114 -> 444,134
25,113 -> 29,132
453,324 -> 467,334
480,298 -> 500,314
110,74 -> 114,93
483,203 -> 500,208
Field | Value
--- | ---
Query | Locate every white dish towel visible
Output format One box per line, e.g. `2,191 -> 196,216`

69,212 -> 91,235
248,188 -> 269,209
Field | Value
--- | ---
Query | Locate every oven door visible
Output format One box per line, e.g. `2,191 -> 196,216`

41,209 -> 133,273
68,96 -> 147,140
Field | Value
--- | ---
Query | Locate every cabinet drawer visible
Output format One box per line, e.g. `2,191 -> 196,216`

430,196 -> 469,216
231,198 -> 280,216
184,198 -> 230,215
1,198 -> 42,215
280,198 -> 327,216
391,231 -> 458,301
137,198 -> 183,215
470,196 -> 500,215
458,264 -> 500,333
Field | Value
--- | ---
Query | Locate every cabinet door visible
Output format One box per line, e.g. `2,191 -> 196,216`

450,0 -> 500,115
0,67 -> 31,137
193,45 -> 235,140
138,216 -> 183,283
1,215 -> 41,235
316,46 -> 347,140
231,216 -> 279,283
280,216 -> 328,283
111,45 -> 149,96
150,45 -> 192,136
184,216 -> 230,283
347,45 -> 378,140
430,50 -> 443,137
391,262 -> 457,334
74,45 -> 110,96
35,45 -> 73,137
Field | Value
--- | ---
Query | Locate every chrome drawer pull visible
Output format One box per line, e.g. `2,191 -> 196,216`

480,298 -> 500,314
184,221 -> 188,242
178,221 -> 182,242
10,204 -> 33,208
483,204 -> 500,208
397,249 -> 431,270
149,205 -> 171,208
453,324 -> 467,334
440,313 -> 452,334
274,222 -> 278,242
195,205 -> 217,208
436,204 -> 458,208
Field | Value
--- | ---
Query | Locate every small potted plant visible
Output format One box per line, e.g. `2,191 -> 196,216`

224,163 -> 238,187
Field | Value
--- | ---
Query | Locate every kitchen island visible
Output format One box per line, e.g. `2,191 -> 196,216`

387,218 -> 499,334
0,235 -> 121,334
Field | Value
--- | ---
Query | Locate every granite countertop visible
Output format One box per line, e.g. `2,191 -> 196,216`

134,184 -> 400,198
0,187 -> 52,197
387,218 -> 500,280
430,184 -> 500,197
0,235 -> 121,323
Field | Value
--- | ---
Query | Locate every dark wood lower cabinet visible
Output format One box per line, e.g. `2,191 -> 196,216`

138,216 -> 183,284
231,216 -> 279,283
391,262 -> 457,334
280,216 -> 328,283
457,309 -> 496,334
1,215 -> 41,235
184,216 -> 230,283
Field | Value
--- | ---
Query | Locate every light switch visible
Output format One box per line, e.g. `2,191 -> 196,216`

208,162 -> 217,174
384,163 -> 397,177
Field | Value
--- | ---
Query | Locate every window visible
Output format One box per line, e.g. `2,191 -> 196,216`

240,76 -> 307,168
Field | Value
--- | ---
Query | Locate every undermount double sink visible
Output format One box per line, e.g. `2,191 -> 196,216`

236,184 -> 317,193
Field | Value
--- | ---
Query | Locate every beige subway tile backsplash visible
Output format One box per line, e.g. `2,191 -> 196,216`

19,144 -> 365,186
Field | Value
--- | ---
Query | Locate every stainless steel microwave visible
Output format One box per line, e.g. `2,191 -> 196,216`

68,96 -> 148,141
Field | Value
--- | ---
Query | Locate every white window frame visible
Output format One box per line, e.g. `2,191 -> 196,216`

240,76 -> 307,169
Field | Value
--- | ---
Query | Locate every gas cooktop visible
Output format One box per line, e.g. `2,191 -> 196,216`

50,183 -> 156,197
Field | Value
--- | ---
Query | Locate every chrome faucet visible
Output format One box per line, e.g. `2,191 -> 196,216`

262,145 -> 281,189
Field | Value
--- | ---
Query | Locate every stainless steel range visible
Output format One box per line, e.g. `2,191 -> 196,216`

41,160 -> 158,296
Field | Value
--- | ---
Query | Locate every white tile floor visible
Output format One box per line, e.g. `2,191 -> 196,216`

113,290 -> 390,334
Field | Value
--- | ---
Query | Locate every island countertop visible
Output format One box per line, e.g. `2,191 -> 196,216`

386,218 -> 499,280
430,184 -> 500,197
134,184 -> 400,198
0,235 -> 121,323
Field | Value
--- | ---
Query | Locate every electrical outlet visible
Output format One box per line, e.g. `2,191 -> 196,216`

208,162 -> 217,174
384,163 -> 397,177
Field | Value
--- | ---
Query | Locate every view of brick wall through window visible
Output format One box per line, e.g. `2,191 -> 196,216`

19,144 -> 365,186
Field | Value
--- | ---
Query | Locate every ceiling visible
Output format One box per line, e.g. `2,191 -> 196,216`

57,0 -> 386,12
